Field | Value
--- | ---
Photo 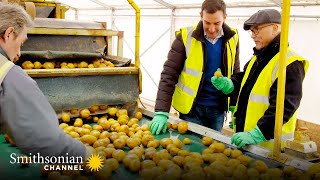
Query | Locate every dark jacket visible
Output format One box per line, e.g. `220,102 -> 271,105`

155,21 -> 240,113
232,34 -> 306,140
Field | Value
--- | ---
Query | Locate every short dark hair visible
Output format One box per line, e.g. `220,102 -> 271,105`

201,0 -> 226,15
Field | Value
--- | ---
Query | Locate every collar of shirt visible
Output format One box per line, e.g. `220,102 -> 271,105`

0,47 -> 10,60
204,29 -> 224,45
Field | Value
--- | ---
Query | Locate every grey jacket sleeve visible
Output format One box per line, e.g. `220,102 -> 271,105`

0,66 -> 86,158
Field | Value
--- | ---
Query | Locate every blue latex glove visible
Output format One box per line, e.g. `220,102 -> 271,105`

149,112 -> 169,135
211,69 -> 234,94
231,126 -> 266,148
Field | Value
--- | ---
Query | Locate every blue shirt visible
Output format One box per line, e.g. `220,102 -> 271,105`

196,38 -> 223,107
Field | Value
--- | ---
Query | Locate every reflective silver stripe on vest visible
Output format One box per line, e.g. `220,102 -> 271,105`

183,66 -> 201,77
267,133 -> 294,142
177,80 -> 194,96
272,51 -> 298,83
185,26 -> 194,57
249,93 -> 269,105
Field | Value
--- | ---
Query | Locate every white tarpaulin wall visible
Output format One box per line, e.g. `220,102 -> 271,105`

56,0 -> 320,124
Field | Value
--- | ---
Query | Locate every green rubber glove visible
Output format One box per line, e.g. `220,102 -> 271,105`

231,126 -> 266,148
229,106 -> 235,129
149,112 -> 169,135
229,121 -> 233,129
211,69 -> 234,94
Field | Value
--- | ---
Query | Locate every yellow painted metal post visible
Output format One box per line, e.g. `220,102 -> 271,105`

127,0 -> 142,93
273,0 -> 291,160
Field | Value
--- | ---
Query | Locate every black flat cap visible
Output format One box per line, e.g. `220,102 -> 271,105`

244,9 -> 281,30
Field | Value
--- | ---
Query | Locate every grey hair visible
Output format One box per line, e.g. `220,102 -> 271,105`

0,2 -> 33,38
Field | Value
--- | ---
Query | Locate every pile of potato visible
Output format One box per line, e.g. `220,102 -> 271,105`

4,105 -> 319,180
21,58 -> 115,70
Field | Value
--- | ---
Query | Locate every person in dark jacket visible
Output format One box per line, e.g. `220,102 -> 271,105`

226,9 -> 309,149
150,0 -> 240,135
0,3 -> 89,159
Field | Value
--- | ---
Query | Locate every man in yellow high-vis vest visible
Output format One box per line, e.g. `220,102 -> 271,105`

0,3 -> 90,159
150,0 -> 240,135
223,9 -> 308,149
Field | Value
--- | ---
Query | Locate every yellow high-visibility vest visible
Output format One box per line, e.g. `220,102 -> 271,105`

0,54 -> 14,84
233,48 -> 309,149
172,25 -> 238,114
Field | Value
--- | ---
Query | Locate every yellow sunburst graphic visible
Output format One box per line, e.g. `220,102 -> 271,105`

86,154 -> 104,172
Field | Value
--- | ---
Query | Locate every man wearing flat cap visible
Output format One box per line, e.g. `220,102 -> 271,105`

214,9 -> 309,149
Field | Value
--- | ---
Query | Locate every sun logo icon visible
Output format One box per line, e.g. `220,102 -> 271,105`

86,154 -> 104,172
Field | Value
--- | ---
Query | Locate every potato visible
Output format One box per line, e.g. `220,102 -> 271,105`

80,135 -> 97,145
123,154 -> 139,167
183,137 -> 191,144
172,156 -> 184,167
118,115 -> 129,125
108,107 -> 117,116
252,160 -> 268,173
177,122 -> 188,134
118,125 -> 129,135
112,149 -> 126,162
144,150 -> 156,160
74,118 -> 83,127
178,150 -> 190,157
147,140 -> 159,148
135,111 -> 143,120
89,105 -> 99,113
116,109 -> 128,117
237,155 -> 253,166
158,159 -> 174,171
33,61 -> 42,69
127,118 -> 139,127
90,130 -> 101,138
82,124 -> 92,130
104,158 -> 119,171
99,131 -> 110,139
113,138 -> 126,149
152,152 -> 171,165
126,138 -> 141,149
92,124 -> 103,132
79,109 -> 90,118
230,149 -> 243,159
104,147 -> 115,158
209,142 -> 225,153
173,139 -> 183,149
59,123 -> 68,129
141,160 -> 156,170
61,113 -> 70,123
64,126 -> 75,132
202,136 -> 213,146
43,62 -> 54,69
110,122 -> 120,132
79,128 -> 90,136
142,135 -> 154,147
69,131 -> 80,138
171,124 -> 178,130
223,148 -> 232,157
160,138 -> 173,148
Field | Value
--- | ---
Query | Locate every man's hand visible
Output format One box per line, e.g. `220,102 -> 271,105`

149,112 -> 169,135
211,69 -> 234,94
231,126 -> 266,148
